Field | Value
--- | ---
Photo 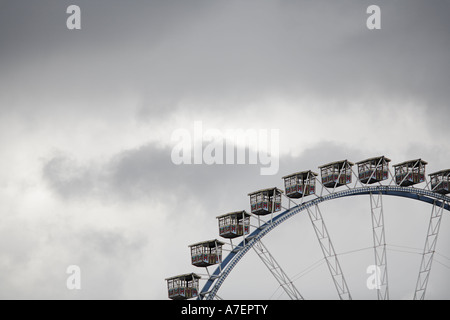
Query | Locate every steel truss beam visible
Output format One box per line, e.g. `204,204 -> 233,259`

369,191 -> 389,300
414,199 -> 447,300
253,240 -> 303,300
306,204 -> 352,300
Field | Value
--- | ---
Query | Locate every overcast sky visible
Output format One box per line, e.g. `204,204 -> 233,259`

0,0 -> 449,299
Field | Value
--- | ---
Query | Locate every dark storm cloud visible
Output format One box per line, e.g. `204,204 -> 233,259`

42,140 -> 366,210
1,0 -> 449,126
42,142 -> 263,209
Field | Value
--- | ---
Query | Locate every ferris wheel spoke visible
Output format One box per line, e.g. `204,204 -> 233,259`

414,199 -> 447,300
253,239 -> 304,300
306,204 -> 352,300
369,191 -> 389,300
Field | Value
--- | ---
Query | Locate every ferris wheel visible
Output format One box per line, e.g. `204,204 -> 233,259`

165,156 -> 450,300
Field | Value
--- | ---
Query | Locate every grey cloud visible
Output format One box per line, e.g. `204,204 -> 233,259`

2,0 -> 449,123
42,140 -> 369,209
0,215 -> 148,299
42,155 -> 96,199
71,229 -> 148,299
78,229 -> 147,258
42,142 -> 265,212
44,138 -> 444,207
0,220 -> 39,273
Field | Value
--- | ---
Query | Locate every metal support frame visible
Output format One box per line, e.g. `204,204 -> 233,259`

306,204 -> 352,300
253,239 -> 304,300
414,199 -> 446,300
199,186 -> 450,300
369,191 -> 389,300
